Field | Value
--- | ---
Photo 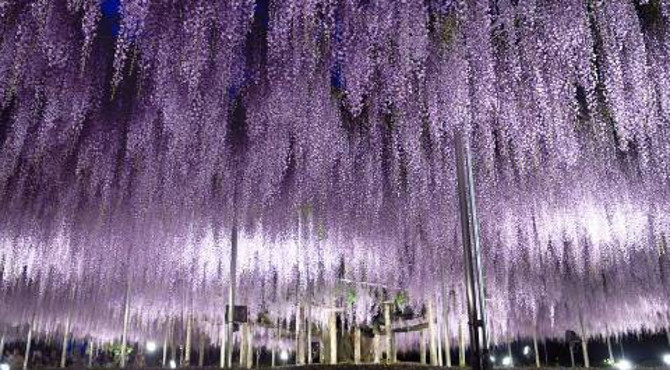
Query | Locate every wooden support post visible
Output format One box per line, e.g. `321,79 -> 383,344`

420,329 -> 427,364
384,303 -> 394,363
354,327 -> 361,364
184,315 -> 192,366
444,312 -> 452,367
226,224 -> 238,369
0,332 -> 5,360
437,320 -> 443,366
580,318 -> 590,368
61,315 -> 71,368
329,311 -> 337,364
533,331 -> 542,368
220,323 -> 226,368
606,335 -> 614,362
88,340 -> 94,367
428,300 -> 438,365
163,323 -> 169,368
319,337 -> 325,364
199,333 -> 206,367
180,338 -> 185,366
296,304 -> 305,365
458,321 -> 465,367
271,346 -> 276,367
307,305 -> 313,364
373,334 -> 380,364
240,323 -> 247,369
246,325 -> 253,369
507,341 -> 513,366
581,337 -> 590,368
120,281 -> 131,368
24,321 -> 33,370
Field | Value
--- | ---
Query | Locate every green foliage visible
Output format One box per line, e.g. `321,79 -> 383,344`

394,290 -> 408,308
346,287 -> 357,306
104,342 -> 134,365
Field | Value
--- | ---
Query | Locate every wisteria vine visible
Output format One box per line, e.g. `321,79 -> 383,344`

0,0 -> 669,350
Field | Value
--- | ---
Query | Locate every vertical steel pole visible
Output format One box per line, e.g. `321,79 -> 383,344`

455,132 -> 489,370
226,224 -> 238,368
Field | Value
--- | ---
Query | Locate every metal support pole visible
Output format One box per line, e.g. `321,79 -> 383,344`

226,224 -> 238,368
455,132 -> 489,370
120,281 -> 132,368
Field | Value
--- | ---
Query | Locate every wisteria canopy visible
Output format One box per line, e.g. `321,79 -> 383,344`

1,0 -> 670,351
